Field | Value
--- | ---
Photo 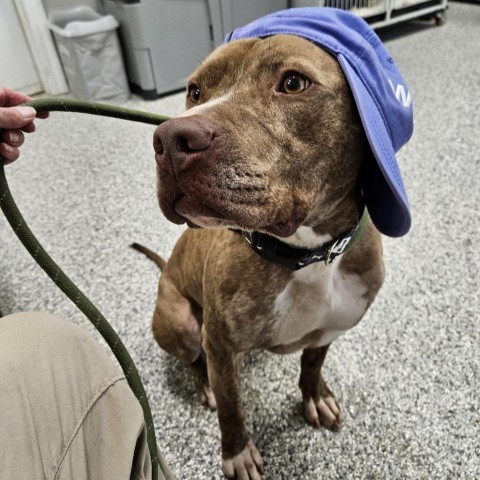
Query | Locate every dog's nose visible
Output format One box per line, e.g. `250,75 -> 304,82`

154,117 -> 216,175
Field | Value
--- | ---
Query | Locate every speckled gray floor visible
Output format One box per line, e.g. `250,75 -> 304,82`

1,2 -> 479,479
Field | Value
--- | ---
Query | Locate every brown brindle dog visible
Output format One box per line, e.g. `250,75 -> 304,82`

138,34 -> 385,479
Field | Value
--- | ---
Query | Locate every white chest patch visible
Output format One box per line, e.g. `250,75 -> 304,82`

270,259 -> 369,350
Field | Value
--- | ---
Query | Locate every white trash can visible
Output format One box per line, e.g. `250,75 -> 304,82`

49,6 -> 130,102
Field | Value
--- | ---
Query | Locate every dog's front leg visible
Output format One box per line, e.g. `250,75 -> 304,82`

204,336 -> 265,480
299,345 -> 341,430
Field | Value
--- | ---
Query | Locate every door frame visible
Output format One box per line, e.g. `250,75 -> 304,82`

14,0 -> 68,95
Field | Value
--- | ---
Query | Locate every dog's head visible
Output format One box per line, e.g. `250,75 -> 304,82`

154,9 -> 413,240
154,34 -> 366,239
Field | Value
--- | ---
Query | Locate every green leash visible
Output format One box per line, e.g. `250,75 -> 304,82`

0,98 -> 170,480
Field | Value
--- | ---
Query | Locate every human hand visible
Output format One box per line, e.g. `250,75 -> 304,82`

0,87 -> 48,164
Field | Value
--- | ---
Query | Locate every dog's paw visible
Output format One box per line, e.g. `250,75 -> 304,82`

196,383 -> 217,410
303,394 -> 341,430
222,440 -> 265,480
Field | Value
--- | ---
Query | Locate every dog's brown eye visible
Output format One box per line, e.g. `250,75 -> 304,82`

188,85 -> 201,103
281,74 -> 309,94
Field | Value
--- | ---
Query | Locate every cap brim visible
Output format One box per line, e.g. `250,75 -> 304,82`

338,54 -> 411,237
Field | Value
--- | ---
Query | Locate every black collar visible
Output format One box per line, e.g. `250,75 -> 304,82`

233,209 -> 368,271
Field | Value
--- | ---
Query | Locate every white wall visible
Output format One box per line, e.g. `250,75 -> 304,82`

0,0 -> 42,94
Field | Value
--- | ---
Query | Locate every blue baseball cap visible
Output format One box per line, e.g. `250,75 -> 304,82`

227,8 -> 413,237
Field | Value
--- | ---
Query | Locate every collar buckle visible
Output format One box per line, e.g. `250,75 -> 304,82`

325,234 -> 355,265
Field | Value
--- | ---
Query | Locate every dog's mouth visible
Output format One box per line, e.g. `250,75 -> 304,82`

174,194 -> 226,228
171,194 -> 301,238
264,219 -> 301,238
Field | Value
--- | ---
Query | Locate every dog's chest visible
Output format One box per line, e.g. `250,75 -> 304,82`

268,260 -> 368,350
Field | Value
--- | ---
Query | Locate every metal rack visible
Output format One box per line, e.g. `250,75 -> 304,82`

291,0 -> 448,28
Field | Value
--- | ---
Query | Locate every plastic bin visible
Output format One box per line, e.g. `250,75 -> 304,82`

48,6 -> 130,102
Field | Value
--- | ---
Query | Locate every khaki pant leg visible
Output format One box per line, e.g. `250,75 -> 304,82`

0,312 -> 174,480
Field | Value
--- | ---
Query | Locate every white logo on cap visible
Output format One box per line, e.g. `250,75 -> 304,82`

388,79 -> 412,108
